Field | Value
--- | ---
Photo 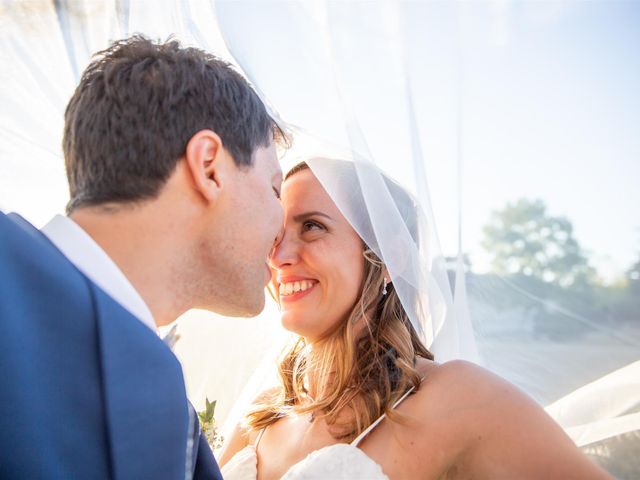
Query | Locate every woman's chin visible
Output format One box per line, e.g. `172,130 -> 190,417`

280,312 -> 313,337
280,312 -> 300,331
281,316 -> 342,346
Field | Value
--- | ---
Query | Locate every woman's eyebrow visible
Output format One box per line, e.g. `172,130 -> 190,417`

292,211 -> 333,223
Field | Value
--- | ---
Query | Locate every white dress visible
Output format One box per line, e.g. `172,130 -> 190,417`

221,386 -> 417,480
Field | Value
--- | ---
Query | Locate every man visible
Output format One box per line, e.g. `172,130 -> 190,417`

0,36 -> 284,479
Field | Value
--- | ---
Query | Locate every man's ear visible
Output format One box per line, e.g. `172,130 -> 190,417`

184,129 -> 226,203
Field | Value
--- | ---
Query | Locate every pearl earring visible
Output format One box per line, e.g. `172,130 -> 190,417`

382,278 -> 388,296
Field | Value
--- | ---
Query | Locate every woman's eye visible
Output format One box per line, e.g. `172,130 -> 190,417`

302,220 -> 324,232
273,187 -> 281,199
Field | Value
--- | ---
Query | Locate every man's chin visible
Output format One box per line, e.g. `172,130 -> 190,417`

239,297 -> 266,318
226,291 -> 266,318
200,285 -> 267,318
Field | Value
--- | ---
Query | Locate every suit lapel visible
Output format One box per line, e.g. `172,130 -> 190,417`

6,213 -> 195,479
92,283 -> 190,480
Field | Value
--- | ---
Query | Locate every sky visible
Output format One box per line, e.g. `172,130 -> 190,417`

407,1 -> 640,278
1,0 -> 638,282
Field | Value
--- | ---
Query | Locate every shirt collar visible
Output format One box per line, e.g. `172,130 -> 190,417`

41,214 -> 157,332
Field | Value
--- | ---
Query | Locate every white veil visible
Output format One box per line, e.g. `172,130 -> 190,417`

1,1 -> 638,476
215,4 -> 640,472
215,0 -> 477,361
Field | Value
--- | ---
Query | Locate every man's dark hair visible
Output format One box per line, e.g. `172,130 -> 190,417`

63,35 -> 284,212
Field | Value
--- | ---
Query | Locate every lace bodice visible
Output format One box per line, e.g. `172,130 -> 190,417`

221,443 -> 258,480
221,385 -> 417,480
221,442 -> 388,479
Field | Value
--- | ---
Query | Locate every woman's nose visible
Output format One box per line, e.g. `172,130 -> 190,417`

269,230 -> 298,269
273,225 -> 284,248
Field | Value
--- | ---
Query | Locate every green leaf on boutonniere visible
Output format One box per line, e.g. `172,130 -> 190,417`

198,398 -> 216,423
198,397 -> 224,451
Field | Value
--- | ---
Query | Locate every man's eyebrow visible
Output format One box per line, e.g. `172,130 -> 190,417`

292,211 -> 333,222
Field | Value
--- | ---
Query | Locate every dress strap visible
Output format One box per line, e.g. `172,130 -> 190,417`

254,427 -> 267,450
350,382 -> 420,447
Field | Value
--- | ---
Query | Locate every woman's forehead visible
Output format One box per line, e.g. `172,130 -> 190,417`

283,170 -> 331,208
282,170 -> 357,231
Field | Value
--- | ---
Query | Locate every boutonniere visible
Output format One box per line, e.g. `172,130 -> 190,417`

198,397 -> 224,450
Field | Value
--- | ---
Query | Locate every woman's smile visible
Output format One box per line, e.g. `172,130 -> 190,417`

269,167 -> 365,340
279,281 -> 318,302
277,276 -> 319,303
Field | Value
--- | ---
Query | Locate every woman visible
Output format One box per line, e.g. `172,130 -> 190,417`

219,160 -> 609,479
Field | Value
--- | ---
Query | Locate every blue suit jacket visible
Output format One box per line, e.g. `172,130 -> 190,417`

0,212 -> 221,479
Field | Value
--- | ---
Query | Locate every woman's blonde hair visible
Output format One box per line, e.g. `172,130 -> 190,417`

246,161 -> 433,441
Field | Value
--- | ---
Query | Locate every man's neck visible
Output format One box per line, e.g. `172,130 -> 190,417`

70,205 -> 188,327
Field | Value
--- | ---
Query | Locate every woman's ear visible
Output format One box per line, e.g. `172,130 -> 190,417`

184,129 -> 226,203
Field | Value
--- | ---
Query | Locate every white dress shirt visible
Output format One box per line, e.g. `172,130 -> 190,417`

41,214 -> 156,332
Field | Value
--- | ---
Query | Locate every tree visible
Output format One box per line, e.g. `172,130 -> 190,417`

482,199 -> 594,287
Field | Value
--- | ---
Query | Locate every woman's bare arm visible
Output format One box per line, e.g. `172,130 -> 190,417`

410,360 -> 611,479
217,421 -> 251,467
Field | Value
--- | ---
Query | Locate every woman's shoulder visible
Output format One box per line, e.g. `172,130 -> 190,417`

416,357 -> 499,382
373,360 -> 500,477
219,386 -> 281,466
404,359 -> 594,476
415,358 -> 524,397
404,363 -> 610,478
413,357 -> 488,398
245,385 -> 281,442
403,358 -> 551,450
390,360 -> 516,475
411,358 -> 536,419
